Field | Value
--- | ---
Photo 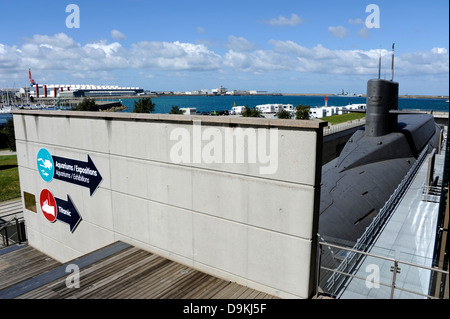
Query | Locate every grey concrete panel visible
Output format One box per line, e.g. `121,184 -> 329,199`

13,110 -> 324,299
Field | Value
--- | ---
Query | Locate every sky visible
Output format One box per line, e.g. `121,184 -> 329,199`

0,0 -> 448,95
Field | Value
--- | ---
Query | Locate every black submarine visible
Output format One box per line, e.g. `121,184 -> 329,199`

318,44 -> 442,245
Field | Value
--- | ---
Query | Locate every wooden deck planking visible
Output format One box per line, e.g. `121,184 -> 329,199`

23,247 -> 156,299
86,257 -> 176,299
104,257 -> 176,299
180,275 -> 225,299
156,270 -> 214,299
79,252 -> 165,299
0,245 -> 61,291
21,247 -> 149,299
1,243 -> 279,299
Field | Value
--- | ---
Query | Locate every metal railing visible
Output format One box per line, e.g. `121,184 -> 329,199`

0,214 -> 26,248
422,184 -> 442,203
323,119 -> 366,136
317,242 -> 449,299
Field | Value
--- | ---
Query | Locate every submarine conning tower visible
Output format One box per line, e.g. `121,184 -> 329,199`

365,79 -> 399,137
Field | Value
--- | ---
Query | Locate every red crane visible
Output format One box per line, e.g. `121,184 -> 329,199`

29,69 -> 36,86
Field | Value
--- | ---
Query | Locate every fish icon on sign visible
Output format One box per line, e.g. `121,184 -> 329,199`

38,158 -> 53,177
38,158 -> 53,170
37,148 -> 55,182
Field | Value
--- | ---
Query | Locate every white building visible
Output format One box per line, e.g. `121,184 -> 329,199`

28,84 -> 143,98
309,104 -> 366,119
180,107 -> 197,115
226,90 -> 250,96
231,106 -> 247,114
249,90 -> 269,95
256,104 -> 294,113
212,86 -> 227,95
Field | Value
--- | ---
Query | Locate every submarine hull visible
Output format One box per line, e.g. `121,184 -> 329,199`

318,113 -> 441,244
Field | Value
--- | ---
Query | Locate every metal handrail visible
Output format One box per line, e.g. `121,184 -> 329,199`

422,184 -> 442,203
318,241 -> 449,299
0,216 -> 26,247
323,119 -> 366,136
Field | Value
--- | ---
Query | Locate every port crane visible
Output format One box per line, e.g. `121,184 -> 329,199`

29,69 -> 36,86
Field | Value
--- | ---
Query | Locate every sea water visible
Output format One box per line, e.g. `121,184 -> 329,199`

1,95 -> 448,125
119,95 -> 449,114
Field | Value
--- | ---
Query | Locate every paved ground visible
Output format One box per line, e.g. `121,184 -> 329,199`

0,150 -> 16,156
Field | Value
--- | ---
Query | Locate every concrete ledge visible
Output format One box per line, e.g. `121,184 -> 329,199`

12,110 -> 327,130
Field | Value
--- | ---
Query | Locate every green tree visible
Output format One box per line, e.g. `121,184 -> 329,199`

4,118 -> 16,152
295,104 -> 310,120
242,105 -> 262,117
74,97 -> 98,111
276,109 -> 292,119
169,105 -> 184,114
133,97 -> 155,113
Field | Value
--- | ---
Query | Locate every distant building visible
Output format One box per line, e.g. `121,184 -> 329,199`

212,86 -> 227,95
28,84 -> 143,98
226,90 -> 250,95
180,107 -> 197,115
249,90 -> 269,95
308,104 -> 366,118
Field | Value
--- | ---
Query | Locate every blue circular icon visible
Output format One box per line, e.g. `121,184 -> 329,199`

37,148 -> 54,182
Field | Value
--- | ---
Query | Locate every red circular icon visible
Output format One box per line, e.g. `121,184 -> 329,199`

40,189 -> 57,223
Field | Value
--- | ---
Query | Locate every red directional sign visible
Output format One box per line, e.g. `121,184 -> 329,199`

40,189 -> 57,223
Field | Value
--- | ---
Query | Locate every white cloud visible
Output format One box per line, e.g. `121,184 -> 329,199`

348,18 -> 364,25
226,36 -> 258,52
111,30 -> 127,41
264,13 -> 302,26
196,26 -> 206,34
224,49 -> 293,73
129,41 -> 222,71
396,48 -> 449,75
431,47 -> 448,54
28,33 -> 78,48
0,33 -> 447,87
85,41 -> 124,56
357,27 -> 370,38
0,44 -> 21,69
328,26 -> 348,39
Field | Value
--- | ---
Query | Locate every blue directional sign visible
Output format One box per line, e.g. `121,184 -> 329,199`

36,149 -> 102,196
37,148 -> 54,182
52,154 -> 103,196
39,190 -> 82,233
55,195 -> 82,233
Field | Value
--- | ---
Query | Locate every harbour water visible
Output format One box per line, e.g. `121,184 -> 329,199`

119,95 -> 449,114
1,95 -> 448,125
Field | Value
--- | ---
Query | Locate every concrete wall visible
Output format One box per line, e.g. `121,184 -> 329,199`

13,110 -> 326,299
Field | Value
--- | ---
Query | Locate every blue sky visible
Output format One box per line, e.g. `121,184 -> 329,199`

0,0 -> 448,95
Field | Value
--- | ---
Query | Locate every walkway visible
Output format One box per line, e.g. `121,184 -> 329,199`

0,241 -> 279,299
339,146 -> 447,298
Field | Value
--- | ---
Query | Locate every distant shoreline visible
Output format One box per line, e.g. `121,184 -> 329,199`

28,93 -> 449,103
281,93 -> 449,100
